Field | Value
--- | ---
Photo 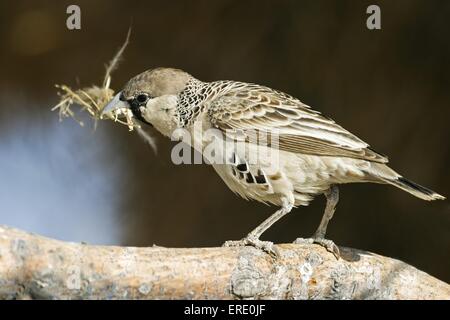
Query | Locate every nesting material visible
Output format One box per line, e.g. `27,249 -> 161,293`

51,32 -> 157,151
52,30 -> 136,131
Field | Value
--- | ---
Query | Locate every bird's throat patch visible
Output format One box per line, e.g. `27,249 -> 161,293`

130,105 -> 153,127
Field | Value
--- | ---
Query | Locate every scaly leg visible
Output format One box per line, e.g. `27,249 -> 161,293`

314,185 -> 339,239
295,185 -> 340,258
224,199 -> 293,256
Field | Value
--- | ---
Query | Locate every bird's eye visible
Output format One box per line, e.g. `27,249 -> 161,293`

136,94 -> 149,104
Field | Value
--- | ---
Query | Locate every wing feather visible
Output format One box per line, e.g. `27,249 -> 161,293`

208,82 -> 388,163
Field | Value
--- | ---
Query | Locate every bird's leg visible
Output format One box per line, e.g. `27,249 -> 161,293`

314,185 -> 339,239
294,185 -> 340,258
223,199 -> 293,256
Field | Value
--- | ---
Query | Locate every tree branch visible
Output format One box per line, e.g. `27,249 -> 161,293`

0,225 -> 448,299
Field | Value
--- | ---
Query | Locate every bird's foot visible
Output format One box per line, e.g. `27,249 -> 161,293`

293,237 -> 340,259
223,236 -> 279,257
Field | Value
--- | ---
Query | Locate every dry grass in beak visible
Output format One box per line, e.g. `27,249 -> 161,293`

52,31 -> 157,152
52,30 -> 136,131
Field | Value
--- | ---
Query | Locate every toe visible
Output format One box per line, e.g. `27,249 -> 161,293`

249,239 -> 279,257
223,237 -> 279,257
293,237 -> 340,259
315,238 -> 340,259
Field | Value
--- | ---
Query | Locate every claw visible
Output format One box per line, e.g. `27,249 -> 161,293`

223,237 -> 279,257
314,238 -> 340,259
294,237 -> 340,259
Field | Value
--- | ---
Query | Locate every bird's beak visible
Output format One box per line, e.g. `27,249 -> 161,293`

101,92 -> 129,118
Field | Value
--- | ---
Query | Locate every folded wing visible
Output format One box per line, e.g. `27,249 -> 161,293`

207,82 -> 388,163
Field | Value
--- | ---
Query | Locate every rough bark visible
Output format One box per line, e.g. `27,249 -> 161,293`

0,224 -> 448,300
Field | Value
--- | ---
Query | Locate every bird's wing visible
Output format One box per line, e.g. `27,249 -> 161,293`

207,82 -> 388,163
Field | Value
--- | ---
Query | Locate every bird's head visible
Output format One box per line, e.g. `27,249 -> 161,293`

102,67 -> 192,136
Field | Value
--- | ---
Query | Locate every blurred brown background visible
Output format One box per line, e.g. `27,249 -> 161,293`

0,0 -> 449,282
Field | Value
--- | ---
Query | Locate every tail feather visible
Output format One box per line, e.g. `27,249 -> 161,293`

365,163 -> 445,201
388,177 -> 445,201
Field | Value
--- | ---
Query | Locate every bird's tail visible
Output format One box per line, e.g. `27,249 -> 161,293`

387,176 -> 445,201
365,163 -> 445,201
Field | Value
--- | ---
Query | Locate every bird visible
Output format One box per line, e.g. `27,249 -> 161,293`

102,67 -> 445,257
